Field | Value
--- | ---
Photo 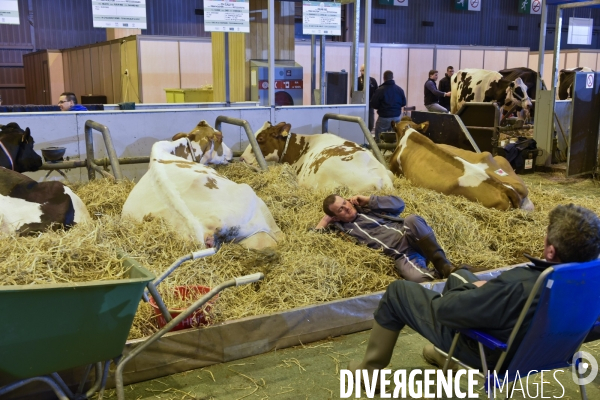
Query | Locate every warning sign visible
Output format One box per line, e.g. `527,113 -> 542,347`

586,73 -> 594,89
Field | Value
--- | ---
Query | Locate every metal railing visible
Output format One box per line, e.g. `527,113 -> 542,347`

214,115 -> 267,171
84,120 -> 123,180
321,113 -> 388,169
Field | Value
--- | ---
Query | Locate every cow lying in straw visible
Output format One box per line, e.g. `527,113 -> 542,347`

240,121 -> 393,192
389,117 -> 534,211
171,120 -> 233,164
122,139 -> 283,249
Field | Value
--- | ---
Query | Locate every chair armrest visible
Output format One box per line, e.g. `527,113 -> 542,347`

459,329 -> 508,351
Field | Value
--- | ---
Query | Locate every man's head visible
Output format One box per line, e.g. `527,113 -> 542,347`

544,204 -> 600,263
58,92 -> 78,111
323,194 -> 358,223
383,70 -> 394,82
446,66 -> 454,77
360,64 -> 365,77
429,70 -> 439,81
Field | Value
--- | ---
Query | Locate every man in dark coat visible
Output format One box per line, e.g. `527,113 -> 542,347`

348,204 -> 600,378
438,66 -> 454,111
370,70 -> 407,143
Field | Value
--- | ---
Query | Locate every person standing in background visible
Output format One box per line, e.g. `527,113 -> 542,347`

355,64 -> 378,132
370,70 -> 406,143
438,66 -> 454,112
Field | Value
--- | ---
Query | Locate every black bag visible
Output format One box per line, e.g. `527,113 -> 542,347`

503,137 -> 537,172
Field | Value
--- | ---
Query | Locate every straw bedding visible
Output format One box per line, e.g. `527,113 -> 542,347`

0,164 -> 598,340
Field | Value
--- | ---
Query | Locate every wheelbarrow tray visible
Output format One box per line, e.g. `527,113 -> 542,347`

0,258 -> 154,380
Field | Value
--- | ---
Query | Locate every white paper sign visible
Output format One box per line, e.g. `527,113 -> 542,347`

567,17 -> 593,45
586,73 -> 595,89
92,0 -> 147,29
0,0 -> 19,25
205,0 -> 250,33
302,1 -> 341,36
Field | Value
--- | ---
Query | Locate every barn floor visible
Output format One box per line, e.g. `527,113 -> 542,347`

101,328 -> 600,400
96,172 -> 599,400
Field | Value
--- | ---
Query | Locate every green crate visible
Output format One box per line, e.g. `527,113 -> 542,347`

0,257 -> 154,380
164,88 -> 213,103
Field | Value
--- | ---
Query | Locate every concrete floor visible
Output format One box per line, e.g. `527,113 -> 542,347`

98,327 -> 600,400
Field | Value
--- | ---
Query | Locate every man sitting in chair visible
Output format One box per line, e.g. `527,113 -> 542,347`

348,204 -> 600,376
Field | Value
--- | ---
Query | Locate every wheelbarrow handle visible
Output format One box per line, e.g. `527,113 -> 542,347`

192,248 -> 216,259
235,273 -> 264,286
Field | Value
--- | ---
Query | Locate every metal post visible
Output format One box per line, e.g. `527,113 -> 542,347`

551,7 -> 564,92
215,115 -> 268,170
268,0 -> 275,114
363,0 -> 372,129
84,120 -> 123,180
27,0 -> 36,52
320,35 -> 326,105
311,35 -> 317,105
351,0 -> 360,92
536,3 -> 548,93
224,33 -> 230,106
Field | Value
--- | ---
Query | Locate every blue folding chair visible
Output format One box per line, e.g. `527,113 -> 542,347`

435,259 -> 600,400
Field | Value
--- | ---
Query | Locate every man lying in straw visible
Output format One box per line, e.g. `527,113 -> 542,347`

316,194 -> 464,283
347,203 -> 600,379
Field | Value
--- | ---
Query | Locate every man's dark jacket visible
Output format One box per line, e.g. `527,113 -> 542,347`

432,255 -> 557,369
370,80 -> 407,118
438,73 -> 452,110
358,76 -> 378,102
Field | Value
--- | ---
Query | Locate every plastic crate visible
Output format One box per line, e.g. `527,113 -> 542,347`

164,88 -> 213,103
0,257 -> 154,380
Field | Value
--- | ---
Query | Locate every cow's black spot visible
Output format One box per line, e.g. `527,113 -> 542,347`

476,80 -> 482,85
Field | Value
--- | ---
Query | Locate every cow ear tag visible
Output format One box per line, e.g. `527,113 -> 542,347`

281,130 -> 289,137
495,169 -> 509,176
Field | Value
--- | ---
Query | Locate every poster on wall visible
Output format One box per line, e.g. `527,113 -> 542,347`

302,1 -> 341,36
518,0 -> 542,15
0,0 -> 20,25
204,0 -> 250,33
455,0 -> 481,12
92,0 -> 147,29
379,0 -> 408,6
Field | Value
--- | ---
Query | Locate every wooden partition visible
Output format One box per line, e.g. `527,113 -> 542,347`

23,50 -> 64,105
435,48 -> 460,73
483,50 -> 506,71
528,51 -> 566,89
460,50 -> 484,69
407,48 -> 434,110
381,46 -> 408,99
506,50 -> 529,69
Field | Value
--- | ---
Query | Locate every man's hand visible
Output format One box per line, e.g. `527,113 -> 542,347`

316,214 -> 334,229
472,281 -> 487,287
348,195 -> 370,207
445,92 -> 451,97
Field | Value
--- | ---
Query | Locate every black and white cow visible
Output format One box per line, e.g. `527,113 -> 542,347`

0,168 -> 90,235
558,67 -> 594,100
499,67 -> 538,100
0,122 -> 43,172
450,69 -> 533,115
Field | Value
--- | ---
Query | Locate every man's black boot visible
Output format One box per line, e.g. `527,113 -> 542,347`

416,233 -> 456,278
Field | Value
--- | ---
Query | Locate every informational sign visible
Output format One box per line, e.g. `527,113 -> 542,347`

302,2 -> 341,36
586,73 -> 594,89
205,0 -> 250,33
519,0 -> 542,15
92,0 -> 147,29
568,17 -> 594,45
455,0 -> 481,12
379,0 -> 408,6
0,0 -> 20,25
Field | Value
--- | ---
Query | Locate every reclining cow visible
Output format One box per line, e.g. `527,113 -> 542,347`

558,67 -> 594,100
450,69 -> 533,117
389,117 -> 534,211
122,138 -> 283,250
171,120 -> 233,164
0,122 -> 43,172
240,121 -> 393,192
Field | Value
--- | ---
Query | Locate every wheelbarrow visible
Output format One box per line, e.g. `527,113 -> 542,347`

0,256 -> 155,400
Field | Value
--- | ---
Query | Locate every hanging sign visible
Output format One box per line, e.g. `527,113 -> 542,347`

518,0 -> 542,15
0,0 -> 19,25
92,0 -> 147,29
205,0 -> 250,33
455,0 -> 481,12
302,1 -> 341,36
379,0 -> 408,6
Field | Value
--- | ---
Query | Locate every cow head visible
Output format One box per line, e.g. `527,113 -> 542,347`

240,121 -> 292,164
0,123 -> 43,173
171,120 -> 232,164
504,77 -> 532,113
390,117 -> 429,144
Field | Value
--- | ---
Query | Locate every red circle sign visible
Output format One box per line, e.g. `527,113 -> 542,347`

396,0 -> 406,3
470,0 -> 479,8
532,0 -> 541,13
587,74 -> 594,87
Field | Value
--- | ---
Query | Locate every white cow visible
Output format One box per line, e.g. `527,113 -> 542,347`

240,122 -> 393,192
171,120 -> 233,165
122,139 -> 283,249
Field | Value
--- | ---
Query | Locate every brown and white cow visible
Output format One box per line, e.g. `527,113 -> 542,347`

122,138 -> 283,250
558,67 -> 594,100
171,120 -> 233,164
0,122 -> 43,172
240,122 -> 393,192
389,119 -> 533,211
0,168 -> 90,235
451,69 -> 533,115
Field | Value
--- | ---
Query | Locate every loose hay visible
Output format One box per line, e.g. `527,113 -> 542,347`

1,166 -> 599,340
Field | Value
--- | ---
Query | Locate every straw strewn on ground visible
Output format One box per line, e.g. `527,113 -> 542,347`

1,164 -> 598,340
